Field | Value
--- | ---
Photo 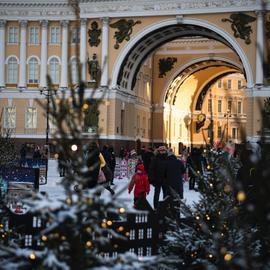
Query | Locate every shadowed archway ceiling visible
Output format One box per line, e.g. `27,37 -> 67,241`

165,60 -> 242,107
117,23 -> 238,91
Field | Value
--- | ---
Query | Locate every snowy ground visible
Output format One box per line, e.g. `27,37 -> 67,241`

40,159 -> 201,209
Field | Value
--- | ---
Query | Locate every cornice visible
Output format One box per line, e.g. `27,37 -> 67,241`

79,0 -> 270,18
1,0 -> 269,20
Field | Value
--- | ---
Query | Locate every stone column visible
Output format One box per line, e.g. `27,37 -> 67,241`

80,18 -> 87,81
256,11 -> 264,85
18,20 -> 27,88
101,17 -> 109,87
60,20 -> 69,88
0,20 -> 6,88
40,20 -> 48,88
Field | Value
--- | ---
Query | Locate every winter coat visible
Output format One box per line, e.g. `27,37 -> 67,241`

142,150 -> 155,174
128,169 -> 150,199
148,153 -> 168,186
166,155 -> 185,198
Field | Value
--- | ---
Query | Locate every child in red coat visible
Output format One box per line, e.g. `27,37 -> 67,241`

128,163 -> 150,206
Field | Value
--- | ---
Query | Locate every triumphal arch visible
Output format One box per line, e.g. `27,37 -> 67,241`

0,0 -> 269,153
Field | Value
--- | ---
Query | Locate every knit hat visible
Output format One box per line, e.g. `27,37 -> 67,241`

137,163 -> 145,171
130,149 -> 136,156
158,145 -> 167,152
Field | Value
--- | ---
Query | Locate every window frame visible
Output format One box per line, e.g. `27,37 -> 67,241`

227,79 -> 232,90
28,57 -> 39,84
49,57 -> 60,84
50,26 -> 60,44
29,26 -> 39,45
218,100 -> 222,113
25,107 -> 37,129
7,56 -> 18,84
4,106 -> 16,129
237,101 -> 242,114
8,26 -> 18,44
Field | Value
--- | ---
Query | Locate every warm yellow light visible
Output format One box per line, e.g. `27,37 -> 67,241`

54,153 -> 59,159
106,220 -> 113,226
224,253 -> 233,261
119,207 -> 125,214
61,236 -> 66,241
86,241 -> 92,247
118,226 -> 124,232
101,222 -> 107,228
0,224 -> 3,228
29,253 -> 36,260
86,227 -> 92,233
207,165 -> 211,170
206,216 -> 210,220
83,103 -> 89,110
208,254 -> 213,259
237,191 -> 246,202
71,144 -> 78,151
209,183 -> 213,188
41,235 -> 47,241
195,216 -> 200,220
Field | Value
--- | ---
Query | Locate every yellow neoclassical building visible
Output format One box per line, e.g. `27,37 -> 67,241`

0,0 -> 269,154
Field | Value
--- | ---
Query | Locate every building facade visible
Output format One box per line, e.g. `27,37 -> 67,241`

0,0 -> 269,154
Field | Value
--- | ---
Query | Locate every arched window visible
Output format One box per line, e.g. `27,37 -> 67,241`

7,57 -> 18,83
49,57 -> 60,84
28,57 -> 39,83
71,58 -> 78,84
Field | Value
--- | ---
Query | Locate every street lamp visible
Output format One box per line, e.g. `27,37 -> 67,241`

224,109 -> 231,142
40,88 -> 57,183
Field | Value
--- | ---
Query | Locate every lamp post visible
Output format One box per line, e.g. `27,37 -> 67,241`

40,88 -> 56,183
224,109 -> 231,142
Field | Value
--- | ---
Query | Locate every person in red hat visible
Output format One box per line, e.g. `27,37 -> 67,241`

128,163 -> 150,206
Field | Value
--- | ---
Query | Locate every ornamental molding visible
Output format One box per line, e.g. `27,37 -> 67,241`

79,0 -> 269,18
0,0 -> 269,20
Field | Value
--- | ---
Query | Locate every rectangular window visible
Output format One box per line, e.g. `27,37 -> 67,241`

138,247 -> 143,256
227,100 -> 232,113
4,107 -> 16,128
238,80 -> 242,90
138,229 -> 144,239
218,80 -> 222,88
8,27 -> 18,44
218,126 -> 222,138
237,101 -> 242,114
25,107 -> 37,129
218,100 -> 222,113
129,229 -> 135,240
71,28 -> 80,43
227,80 -> 232,89
50,27 -> 60,44
208,99 -> 212,113
137,115 -> 140,135
232,128 -> 238,139
29,27 -> 39,44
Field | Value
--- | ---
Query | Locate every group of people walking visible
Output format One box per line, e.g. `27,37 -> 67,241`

128,145 -> 186,210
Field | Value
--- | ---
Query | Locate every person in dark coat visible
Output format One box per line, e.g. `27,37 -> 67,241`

166,150 -> 185,219
20,144 -> 27,160
108,146 -> 116,185
86,142 -> 101,188
187,148 -> 204,190
166,151 -> 185,199
148,145 -> 168,209
33,145 -> 41,159
142,147 -> 155,175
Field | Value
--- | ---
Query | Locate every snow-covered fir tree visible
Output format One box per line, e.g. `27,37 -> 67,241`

161,145 -> 270,270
